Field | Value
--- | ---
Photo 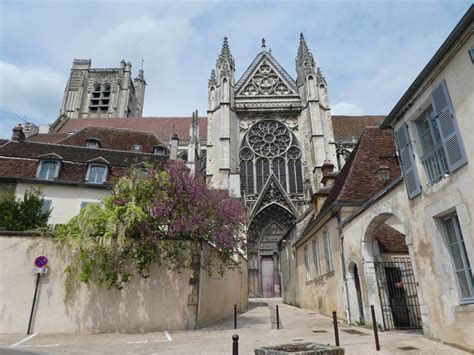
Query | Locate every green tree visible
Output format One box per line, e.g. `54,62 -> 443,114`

52,162 -> 247,292
0,187 -> 50,231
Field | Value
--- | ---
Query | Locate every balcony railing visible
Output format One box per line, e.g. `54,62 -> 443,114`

420,143 -> 449,185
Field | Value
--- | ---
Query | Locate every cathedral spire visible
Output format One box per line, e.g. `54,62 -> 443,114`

208,69 -> 217,88
217,36 -> 235,72
296,33 -> 315,69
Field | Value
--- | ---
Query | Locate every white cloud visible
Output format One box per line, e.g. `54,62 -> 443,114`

331,102 -> 365,116
0,60 -> 64,122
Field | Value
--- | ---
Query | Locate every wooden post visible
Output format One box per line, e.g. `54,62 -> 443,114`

332,311 -> 340,346
370,305 -> 381,351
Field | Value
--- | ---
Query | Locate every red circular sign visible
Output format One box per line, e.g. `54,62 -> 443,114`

35,256 -> 48,268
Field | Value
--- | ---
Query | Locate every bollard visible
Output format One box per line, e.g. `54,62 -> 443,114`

232,334 -> 239,355
332,311 -> 340,346
370,305 -> 381,351
234,304 -> 237,329
276,305 -> 280,330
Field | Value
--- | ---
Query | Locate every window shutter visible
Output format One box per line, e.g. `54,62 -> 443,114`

430,80 -> 467,172
395,124 -> 422,199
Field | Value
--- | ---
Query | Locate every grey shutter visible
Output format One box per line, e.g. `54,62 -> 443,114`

395,124 -> 422,199
430,80 -> 467,172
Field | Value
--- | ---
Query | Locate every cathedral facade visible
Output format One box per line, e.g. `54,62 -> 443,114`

206,35 -> 338,297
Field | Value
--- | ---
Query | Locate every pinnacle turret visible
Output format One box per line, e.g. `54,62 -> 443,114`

296,33 -> 315,70
208,69 -> 217,87
217,36 -> 235,72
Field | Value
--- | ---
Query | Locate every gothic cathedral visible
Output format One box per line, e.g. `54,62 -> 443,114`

206,35 -> 338,297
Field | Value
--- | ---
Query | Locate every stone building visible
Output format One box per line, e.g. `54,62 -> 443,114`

56,59 -> 146,124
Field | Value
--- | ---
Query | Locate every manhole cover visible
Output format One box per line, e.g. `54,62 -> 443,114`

342,329 -> 369,335
312,330 -> 328,333
398,346 -> 418,351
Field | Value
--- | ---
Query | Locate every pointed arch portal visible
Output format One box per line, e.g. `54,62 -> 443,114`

247,203 -> 295,298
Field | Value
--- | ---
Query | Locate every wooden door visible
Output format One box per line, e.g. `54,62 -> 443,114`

261,257 -> 274,298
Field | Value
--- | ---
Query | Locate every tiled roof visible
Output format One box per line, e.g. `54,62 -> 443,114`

0,140 -> 167,186
331,115 -> 384,142
27,133 -> 69,143
56,117 -> 208,144
375,223 -> 409,253
56,126 -> 167,153
301,127 -> 401,239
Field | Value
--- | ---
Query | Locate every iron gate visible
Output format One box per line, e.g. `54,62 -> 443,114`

374,258 -> 422,330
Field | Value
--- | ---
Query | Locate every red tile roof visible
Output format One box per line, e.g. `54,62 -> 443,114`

57,117 -> 208,144
0,140 -> 167,186
27,133 -> 69,143
375,223 -> 409,253
331,115 -> 385,142
57,126 -> 167,153
302,127 -> 401,238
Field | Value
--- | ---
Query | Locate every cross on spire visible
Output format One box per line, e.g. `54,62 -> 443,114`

261,38 -> 266,50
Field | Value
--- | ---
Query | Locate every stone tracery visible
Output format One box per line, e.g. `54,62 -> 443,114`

241,63 -> 292,96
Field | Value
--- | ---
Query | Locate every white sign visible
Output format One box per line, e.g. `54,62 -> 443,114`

32,267 -> 48,274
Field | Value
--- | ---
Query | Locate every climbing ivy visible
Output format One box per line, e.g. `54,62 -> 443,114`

50,162 -> 246,295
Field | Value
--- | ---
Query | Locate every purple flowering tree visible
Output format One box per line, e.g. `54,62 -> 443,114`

53,162 -> 247,291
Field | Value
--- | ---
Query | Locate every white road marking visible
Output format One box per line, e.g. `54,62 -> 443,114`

9,334 -> 37,348
164,331 -> 172,341
127,340 -> 148,344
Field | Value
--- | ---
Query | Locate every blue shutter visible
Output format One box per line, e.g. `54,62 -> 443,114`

430,80 -> 467,172
395,124 -> 422,199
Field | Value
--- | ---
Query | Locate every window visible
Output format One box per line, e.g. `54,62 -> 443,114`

395,80 -> 467,197
304,245 -> 312,281
442,214 -> 474,303
416,106 -> 449,184
469,46 -> 474,64
80,201 -> 100,209
86,139 -> 100,149
89,82 -> 111,113
154,146 -> 166,156
323,231 -> 333,272
86,164 -> 108,184
41,199 -> 52,215
37,160 -> 60,180
312,239 -> 321,277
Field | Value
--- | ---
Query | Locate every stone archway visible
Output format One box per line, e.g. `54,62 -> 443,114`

361,207 -> 423,330
248,203 -> 295,298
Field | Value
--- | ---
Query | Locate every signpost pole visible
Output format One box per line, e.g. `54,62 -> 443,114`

27,273 -> 41,335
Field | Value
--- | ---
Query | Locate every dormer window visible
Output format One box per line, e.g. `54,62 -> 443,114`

86,156 -> 110,184
37,153 -> 62,181
37,161 -> 60,180
86,164 -> 108,184
153,146 -> 166,156
86,139 -> 100,149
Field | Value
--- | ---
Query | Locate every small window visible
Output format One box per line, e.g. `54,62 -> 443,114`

312,239 -> 321,277
304,245 -> 312,281
41,199 -> 52,215
86,139 -> 100,149
37,161 -> 59,180
469,46 -> 474,64
80,201 -> 100,209
323,231 -> 333,272
154,146 -> 166,156
86,164 -> 108,184
442,214 -> 474,303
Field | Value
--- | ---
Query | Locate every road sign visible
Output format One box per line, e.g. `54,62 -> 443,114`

32,267 -> 48,274
34,256 -> 48,268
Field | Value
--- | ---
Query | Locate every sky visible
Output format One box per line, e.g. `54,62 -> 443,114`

0,0 -> 471,138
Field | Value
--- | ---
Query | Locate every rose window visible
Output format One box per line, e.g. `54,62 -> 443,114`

247,120 -> 292,157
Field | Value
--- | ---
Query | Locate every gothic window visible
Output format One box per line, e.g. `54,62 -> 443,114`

288,146 -> 303,194
240,119 -> 303,196
240,147 -> 254,194
256,158 -> 270,193
272,157 -> 286,190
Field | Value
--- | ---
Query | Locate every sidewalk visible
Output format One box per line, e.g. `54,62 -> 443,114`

0,298 -> 470,354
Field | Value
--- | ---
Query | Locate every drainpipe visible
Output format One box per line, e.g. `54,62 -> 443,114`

337,211 -> 352,325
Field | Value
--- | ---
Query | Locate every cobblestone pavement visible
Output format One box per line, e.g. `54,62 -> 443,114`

0,299 -> 470,354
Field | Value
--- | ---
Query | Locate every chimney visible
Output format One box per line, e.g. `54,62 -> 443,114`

320,160 -> 337,187
12,124 -> 25,141
170,133 -> 179,161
